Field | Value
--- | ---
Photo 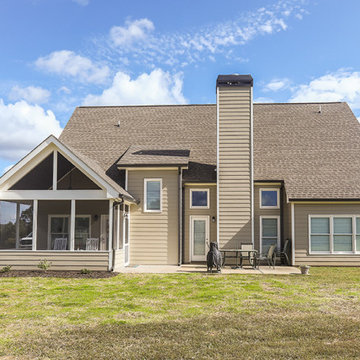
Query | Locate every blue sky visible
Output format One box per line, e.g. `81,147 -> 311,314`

1,0 -> 360,173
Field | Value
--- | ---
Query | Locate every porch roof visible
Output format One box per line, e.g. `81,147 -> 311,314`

0,136 -> 137,203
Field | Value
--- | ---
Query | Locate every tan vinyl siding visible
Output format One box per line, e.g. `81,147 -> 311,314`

127,170 -> 178,265
218,86 -> 252,249
294,203 -> 360,266
254,185 -> 281,252
184,185 -> 216,263
0,251 -> 109,271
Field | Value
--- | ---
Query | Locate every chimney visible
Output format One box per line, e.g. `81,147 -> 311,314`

216,74 -> 254,249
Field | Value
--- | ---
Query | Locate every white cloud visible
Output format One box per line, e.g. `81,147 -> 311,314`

254,97 -> 274,103
58,86 -> 71,94
0,99 -> 62,161
9,85 -> 50,104
264,78 -> 291,92
98,0 -> 307,68
35,50 -> 110,84
110,18 -> 154,47
290,69 -> 360,109
72,0 -> 89,5
83,69 -> 187,106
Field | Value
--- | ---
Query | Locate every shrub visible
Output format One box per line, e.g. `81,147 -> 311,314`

38,259 -> 52,271
80,268 -> 91,274
0,265 -> 12,273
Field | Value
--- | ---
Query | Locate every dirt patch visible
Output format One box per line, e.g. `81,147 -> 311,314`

0,270 -> 118,278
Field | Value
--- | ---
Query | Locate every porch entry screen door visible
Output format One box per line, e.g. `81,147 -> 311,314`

261,217 -> 279,254
191,216 -> 209,261
49,216 -> 69,250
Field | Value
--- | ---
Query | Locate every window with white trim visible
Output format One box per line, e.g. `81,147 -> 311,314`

260,188 -> 279,209
260,216 -> 280,254
190,189 -> 209,209
144,179 -> 162,212
310,215 -> 360,254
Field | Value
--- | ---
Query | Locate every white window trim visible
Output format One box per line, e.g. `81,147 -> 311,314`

47,214 -> 91,251
190,188 -> 210,209
143,178 -> 162,213
259,188 -> 280,209
259,215 -> 281,255
309,215 -> 360,255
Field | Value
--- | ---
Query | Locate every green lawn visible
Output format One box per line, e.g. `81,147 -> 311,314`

0,268 -> 359,359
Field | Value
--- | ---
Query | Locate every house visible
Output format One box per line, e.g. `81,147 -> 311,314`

1,74 -> 360,271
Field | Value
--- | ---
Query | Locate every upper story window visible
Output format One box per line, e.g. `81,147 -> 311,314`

144,179 -> 162,212
259,188 -> 280,209
190,189 -> 210,209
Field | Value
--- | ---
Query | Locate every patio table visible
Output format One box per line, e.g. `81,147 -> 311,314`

220,249 -> 258,269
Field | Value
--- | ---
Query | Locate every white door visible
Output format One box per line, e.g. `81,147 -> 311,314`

190,216 -> 209,261
100,215 -> 109,250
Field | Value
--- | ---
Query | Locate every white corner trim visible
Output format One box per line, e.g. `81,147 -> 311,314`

216,86 -> 220,247
250,86 -> 254,246
291,202 -> 295,265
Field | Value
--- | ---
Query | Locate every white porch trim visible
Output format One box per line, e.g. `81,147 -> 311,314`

0,190 -> 108,200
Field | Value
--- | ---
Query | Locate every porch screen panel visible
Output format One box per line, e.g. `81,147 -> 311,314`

0,200 -> 33,250
38,200 -> 71,250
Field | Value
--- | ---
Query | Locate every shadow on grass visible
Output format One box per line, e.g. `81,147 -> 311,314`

10,312 -> 360,360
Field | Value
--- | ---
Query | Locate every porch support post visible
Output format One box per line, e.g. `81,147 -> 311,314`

108,199 -> 114,270
15,203 -> 20,249
116,205 -> 120,250
32,200 -> 38,251
70,199 -> 75,251
53,150 -> 58,190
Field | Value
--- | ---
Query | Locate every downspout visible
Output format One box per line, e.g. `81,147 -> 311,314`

280,184 -> 284,262
178,167 -> 183,266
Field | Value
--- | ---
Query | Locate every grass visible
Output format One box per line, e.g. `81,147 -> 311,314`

0,268 -> 359,359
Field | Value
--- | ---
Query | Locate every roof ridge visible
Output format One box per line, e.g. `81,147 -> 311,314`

77,102 -> 346,109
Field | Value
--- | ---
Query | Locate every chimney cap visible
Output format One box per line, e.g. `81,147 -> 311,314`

216,74 -> 253,88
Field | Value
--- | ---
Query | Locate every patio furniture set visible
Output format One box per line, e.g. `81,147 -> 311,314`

220,239 -> 291,269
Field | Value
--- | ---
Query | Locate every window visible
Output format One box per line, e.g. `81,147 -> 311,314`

190,189 -> 209,209
260,216 -> 280,254
144,179 -> 162,212
310,216 -> 360,254
310,217 -> 330,252
260,188 -> 279,209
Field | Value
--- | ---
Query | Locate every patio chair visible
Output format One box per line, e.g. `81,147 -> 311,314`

53,237 -> 67,250
240,243 -> 256,268
256,244 -> 276,269
280,239 -> 291,266
86,238 -> 99,251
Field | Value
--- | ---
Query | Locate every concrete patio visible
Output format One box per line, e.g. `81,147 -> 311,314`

116,264 -> 301,275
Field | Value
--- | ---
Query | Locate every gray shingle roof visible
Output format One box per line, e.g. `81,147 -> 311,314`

59,102 -> 360,200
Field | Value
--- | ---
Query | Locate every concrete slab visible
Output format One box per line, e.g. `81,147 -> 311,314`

116,264 -> 301,275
